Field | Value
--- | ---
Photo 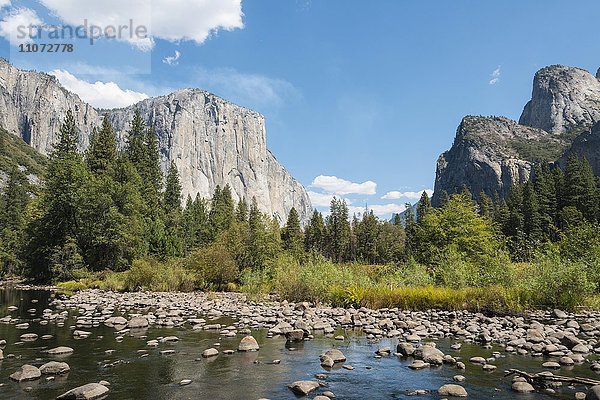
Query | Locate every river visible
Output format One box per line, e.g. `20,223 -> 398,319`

1,286 -> 599,399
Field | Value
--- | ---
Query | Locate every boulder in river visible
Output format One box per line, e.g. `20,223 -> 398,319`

397,342 -> 415,356
320,349 -> 346,363
202,348 -> 219,358
57,383 -> 109,399
285,329 -> 305,342
40,361 -> 70,374
288,380 -> 320,396
587,385 -> 600,400
48,346 -> 74,355
512,381 -> 535,393
438,384 -> 468,397
9,364 -> 41,382
238,335 -> 259,351
127,316 -> 149,329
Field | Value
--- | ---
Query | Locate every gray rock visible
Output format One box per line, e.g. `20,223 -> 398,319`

9,365 -> 41,382
285,329 -> 305,342
512,381 -> 535,393
520,65 -> 600,134
40,361 -> 70,374
238,335 -> 259,351
320,355 -> 334,368
127,316 -> 149,329
48,346 -> 74,355
437,384 -> 468,397
57,383 -> 109,399
320,349 -> 346,363
0,59 -> 311,222
201,348 -> 219,358
288,380 -> 320,396
586,385 -> 600,400
397,342 -> 415,356
432,116 -> 554,206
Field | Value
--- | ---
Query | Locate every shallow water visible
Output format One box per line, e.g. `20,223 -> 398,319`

1,287 -> 600,399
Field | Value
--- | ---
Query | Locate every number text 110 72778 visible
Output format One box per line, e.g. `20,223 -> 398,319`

18,43 -> 74,53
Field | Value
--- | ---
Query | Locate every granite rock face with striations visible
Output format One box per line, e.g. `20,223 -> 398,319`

519,65 -> 600,134
431,116 -> 567,206
433,64 -> 600,205
558,121 -> 600,176
0,59 -> 311,223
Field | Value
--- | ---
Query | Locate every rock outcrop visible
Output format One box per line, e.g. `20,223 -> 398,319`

434,64 -> 600,205
519,65 -> 600,134
558,121 -> 600,175
0,59 -> 311,222
432,116 -> 568,206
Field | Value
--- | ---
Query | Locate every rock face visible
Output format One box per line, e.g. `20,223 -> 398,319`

433,64 -> 600,204
519,65 -> 600,134
432,116 -> 567,206
0,59 -> 311,223
558,121 -> 600,175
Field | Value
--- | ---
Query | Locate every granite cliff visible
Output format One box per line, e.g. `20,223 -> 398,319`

433,65 -> 600,206
0,59 -> 311,223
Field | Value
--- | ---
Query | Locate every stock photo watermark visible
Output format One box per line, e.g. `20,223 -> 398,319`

15,19 -> 149,52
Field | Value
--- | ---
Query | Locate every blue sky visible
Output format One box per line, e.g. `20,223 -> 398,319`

1,0 -> 599,217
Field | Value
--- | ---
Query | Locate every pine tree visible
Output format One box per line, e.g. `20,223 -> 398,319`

164,161 -> 182,212
24,111 -> 88,281
325,197 -> 351,262
404,204 -> 416,258
0,168 -> 28,275
355,210 -> 379,263
416,191 -> 431,224
282,207 -> 304,258
209,184 -> 235,238
87,117 -> 117,174
477,191 -> 494,218
533,164 -> 558,239
304,210 -> 325,255
522,181 -> 542,243
236,197 -> 249,222
54,109 -> 79,155
163,161 -> 183,257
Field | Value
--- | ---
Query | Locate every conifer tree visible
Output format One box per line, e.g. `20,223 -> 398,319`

304,210 -> 325,254
163,161 -> 183,257
282,207 -> 304,258
236,197 -> 249,222
24,110 -> 87,280
87,117 -> 117,174
209,184 -> 235,238
416,191 -> 431,224
0,168 -> 28,275
356,210 -> 380,263
325,197 -> 351,262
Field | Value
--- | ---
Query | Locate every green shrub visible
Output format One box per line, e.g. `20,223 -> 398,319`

185,243 -> 238,289
522,250 -> 594,309
123,258 -> 195,292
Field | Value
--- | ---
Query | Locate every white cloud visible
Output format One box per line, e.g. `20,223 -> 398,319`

308,191 -> 336,208
489,66 -> 501,85
193,66 -> 298,109
348,203 -> 408,218
163,50 -> 181,66
38,0 -> 243,50
0,7 -> 42,46
50,69 -> 149,109
311,175 -> 377,195
0,0 -> 11,9
381,189 -> 433,200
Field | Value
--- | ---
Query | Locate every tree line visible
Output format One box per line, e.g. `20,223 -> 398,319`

0,111 -> 599,287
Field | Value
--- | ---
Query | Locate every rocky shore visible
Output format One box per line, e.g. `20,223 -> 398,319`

3,288 -> 600,398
